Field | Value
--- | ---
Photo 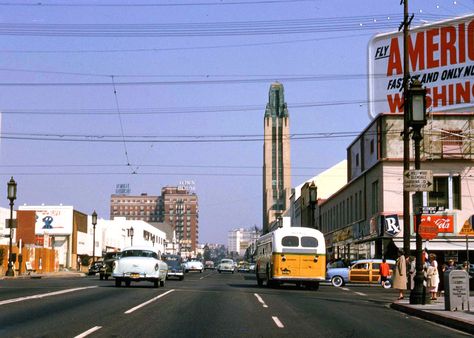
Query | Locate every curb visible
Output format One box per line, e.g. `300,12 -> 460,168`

391,302 -> 474,335
1,272 -> 87,280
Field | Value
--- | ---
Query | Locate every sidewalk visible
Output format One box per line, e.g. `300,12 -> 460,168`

391,296 -> 474,334
0,270 -> 87,279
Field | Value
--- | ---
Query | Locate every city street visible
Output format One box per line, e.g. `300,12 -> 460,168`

0,272 -> 470,338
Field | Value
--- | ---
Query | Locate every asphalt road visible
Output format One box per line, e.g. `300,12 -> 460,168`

0,271 -> 470,338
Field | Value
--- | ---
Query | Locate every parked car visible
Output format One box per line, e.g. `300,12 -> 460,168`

163,254 -> 185,280
88,261 -> 104,276
99,251 -> 121,280
204,261 -> 215,270
326,259 -> 396,288
112,246 -> 168,288
184,260 -> 204,273
217,259 -> 235,273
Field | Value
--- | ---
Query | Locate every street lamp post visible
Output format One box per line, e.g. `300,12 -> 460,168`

309,181 -> 318,228
6,177 -> 17,276
129,226 -> 134,246
407,79 -> 428,305
91,211 -> 97,264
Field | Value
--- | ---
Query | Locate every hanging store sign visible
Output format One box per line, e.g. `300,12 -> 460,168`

368,14 -> 474,118
414,214 -> 454,234
382,214 -> 401,236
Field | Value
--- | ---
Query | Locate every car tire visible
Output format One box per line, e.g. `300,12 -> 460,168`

115,278 -> 121,287
125,280 -> 131,287
200,270 -> 203,273
256,274 -> 263,287
154,279 -> 159,288
105,275 -> 109,280
179,276 -> 184,281
218,270 -> 221,273
99,274 -> 104,280
331,276 -> 344,287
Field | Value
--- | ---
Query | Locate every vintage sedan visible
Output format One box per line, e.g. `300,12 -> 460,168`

112,246 -> 168,288
184,260 -> 204,273
217,259 -> 235,273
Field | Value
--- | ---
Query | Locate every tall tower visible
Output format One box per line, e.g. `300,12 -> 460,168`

263,82 -> 291,233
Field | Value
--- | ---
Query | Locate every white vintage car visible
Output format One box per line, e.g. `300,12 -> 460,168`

112,246 -> 168,288
184,259 -> 203,273
217,259 -> 235,274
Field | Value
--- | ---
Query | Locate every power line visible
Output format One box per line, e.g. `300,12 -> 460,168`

0,0 -> 313,7
0,13 -> 452,37
1,98 -> 385,115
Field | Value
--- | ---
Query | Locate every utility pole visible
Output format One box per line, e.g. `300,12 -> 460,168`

401,0 -> 413,258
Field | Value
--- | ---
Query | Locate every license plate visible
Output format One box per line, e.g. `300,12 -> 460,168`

130,273 -> 140,279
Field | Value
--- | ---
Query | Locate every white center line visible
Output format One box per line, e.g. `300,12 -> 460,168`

272,316 -> 284,328
0,286 -> 98,306
254,293 -> 268,308
354,291 -> 367,296
74,326 -> 102,338
125,289 -> 175,314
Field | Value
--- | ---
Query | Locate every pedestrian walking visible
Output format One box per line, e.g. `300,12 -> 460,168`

392,249 -> 407,300
427,253 -> 439,300
379,258 -> 390,288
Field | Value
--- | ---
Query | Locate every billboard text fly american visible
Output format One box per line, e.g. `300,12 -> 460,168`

368,14 -> 474,119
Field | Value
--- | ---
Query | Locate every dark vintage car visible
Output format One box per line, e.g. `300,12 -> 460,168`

163,254 -> 185,281
88,261 -> 104,276
100,252 -> 121,280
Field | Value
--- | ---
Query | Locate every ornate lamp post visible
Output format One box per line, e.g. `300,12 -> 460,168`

6,177 -> 17,276
91,211 -> 97,264
309,181 -> 318,228
407,79 -> 428,305
129,226 -> 134,246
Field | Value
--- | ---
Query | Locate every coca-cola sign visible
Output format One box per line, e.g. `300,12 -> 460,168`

414,214 -> 454,233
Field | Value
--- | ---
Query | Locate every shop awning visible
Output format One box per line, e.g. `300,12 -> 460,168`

392,237 -> 471,251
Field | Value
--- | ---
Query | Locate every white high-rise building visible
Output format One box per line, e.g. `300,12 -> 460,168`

227,227 -> 260,257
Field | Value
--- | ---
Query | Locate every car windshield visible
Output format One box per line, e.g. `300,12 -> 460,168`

165,259 -> 182,268
221,259 -> 233,264
121,250 -> 158,259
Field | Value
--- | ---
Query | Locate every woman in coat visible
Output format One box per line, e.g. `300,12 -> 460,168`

392,249 -> 407,300
427,254 -> 439,300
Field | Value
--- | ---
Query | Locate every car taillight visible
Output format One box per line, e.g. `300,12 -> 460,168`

281,255 -> 286,262
314,256 -> 319,263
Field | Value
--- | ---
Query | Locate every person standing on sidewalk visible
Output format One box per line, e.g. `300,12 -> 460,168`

393,249 -> 407,300
427,253 -> 439,300
379,258 -> 390,287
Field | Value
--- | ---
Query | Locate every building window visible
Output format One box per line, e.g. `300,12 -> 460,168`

371,181 -> 379,215
370,139 -> 374,154
355,153 -> 359,167
441,129 -> 463,159
428,176 -> 460,210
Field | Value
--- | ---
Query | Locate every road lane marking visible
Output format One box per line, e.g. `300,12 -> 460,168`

0,286 -> 98,306
74,326 -> 102,338
199,273 -> 213,280
125,289 -> 175,314
341,287 -> 350,291
354,292 -> 367,296
254,293 -> 268,308
272,316 -> 284,328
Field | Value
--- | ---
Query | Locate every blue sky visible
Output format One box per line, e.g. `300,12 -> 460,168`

0,0 -> 472,244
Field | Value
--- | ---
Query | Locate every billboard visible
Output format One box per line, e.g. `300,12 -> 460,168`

34,208 -> 74,235
368,14 -> 474,118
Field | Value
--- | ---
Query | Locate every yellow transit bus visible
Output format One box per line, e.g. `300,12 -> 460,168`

255,226 -> 326,290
